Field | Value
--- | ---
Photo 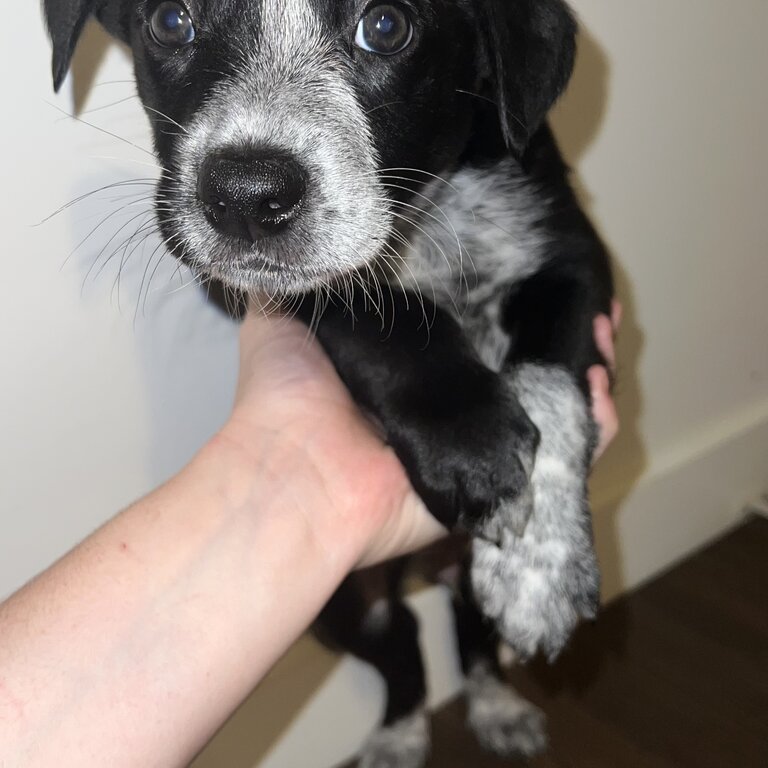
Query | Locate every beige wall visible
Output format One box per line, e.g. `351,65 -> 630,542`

1,2 -> 766,767
555,0 -> 768,597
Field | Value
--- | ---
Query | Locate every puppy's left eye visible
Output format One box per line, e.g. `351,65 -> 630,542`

355,4 -> 414,56
149,1 -> 196,48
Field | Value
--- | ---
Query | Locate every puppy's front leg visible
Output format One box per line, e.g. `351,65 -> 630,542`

296,290 -> 539,538
471,364 -> 599,661
469,262 -> 613,661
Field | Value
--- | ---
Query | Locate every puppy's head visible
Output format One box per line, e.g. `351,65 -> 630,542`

45,0 -> 576,295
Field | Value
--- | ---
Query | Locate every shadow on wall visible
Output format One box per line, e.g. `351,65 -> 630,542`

65,19 -> 647,768
551,25 -> 648,602
71,22 -> 112,114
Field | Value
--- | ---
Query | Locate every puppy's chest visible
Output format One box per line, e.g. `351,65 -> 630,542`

393,159 -> 548,372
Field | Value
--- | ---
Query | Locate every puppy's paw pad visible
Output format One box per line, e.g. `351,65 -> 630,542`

402,380 -> 540,532
467,667 -> 547,758
453,409 -> 539,534
358,710 -> 430,768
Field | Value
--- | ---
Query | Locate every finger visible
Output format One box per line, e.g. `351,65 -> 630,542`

593,314 -> 616,373
240,300 -> 314,361
239,301 -> 283,354
588,365 -> 619,461
611,299 -> 623,332
241,298 -> 296,339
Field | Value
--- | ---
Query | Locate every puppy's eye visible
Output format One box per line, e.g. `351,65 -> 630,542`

149,1 -> 196,48
355,4 -> 413,56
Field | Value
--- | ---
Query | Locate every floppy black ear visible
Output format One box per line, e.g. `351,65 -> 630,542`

43,0 -> 129,92
478,0 -> 577,155
43,0 -> 99,91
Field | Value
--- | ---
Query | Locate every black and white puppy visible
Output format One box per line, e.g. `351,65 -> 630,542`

45,0 -> 614,763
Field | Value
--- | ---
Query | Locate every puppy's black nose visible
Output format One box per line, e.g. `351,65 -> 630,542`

198,151 -> 307,241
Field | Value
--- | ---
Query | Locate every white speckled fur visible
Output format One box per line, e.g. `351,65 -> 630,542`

471,364 -> 599,660
398,160 -> 600,659
358,709 -> 430,768
466,663 -> 547,758
397,158 -> 549,322
361,598 -> 393,635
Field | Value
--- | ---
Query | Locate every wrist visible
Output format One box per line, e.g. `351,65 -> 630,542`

197,417 -> 400,574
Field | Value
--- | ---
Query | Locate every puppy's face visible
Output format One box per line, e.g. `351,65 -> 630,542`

135,0 -> 481,294
45,0 -> 576,295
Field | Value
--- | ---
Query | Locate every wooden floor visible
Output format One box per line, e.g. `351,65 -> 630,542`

351,516 -> 768,767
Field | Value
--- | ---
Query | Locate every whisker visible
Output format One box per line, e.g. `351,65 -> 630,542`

88,155 -> 160,171
68,94 -> 138,117
455,88 -> 526,132
38,179 -> 156,225
379,240 -> 434,335
136,239 -> 169,322
378,193 -> 463,270
377,202 -> 457,283
44,100 -> 155,158
379,180 -> 462,249
365,100 -> 406,117
92,79 -> 140,88
375,167 -> 460,195
64,200 -> 153,272
143,105 -> 190,135
92,213 -> 156,289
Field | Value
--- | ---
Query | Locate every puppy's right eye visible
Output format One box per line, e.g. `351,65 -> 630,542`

149,1 -> 196,48
355,4 -> 414,56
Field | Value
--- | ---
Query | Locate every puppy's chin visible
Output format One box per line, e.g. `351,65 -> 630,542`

191,260 -> 341,296
167,236 -> 366,297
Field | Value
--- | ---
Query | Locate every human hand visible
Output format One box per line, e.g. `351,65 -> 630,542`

219,308 -> 443,568
588,300 -> 622,461
220,302 -> 621,568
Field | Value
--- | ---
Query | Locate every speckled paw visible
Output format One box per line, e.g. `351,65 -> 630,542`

466,665 -> 547,758
471,530 -> 599,661
358,710 -> 430,768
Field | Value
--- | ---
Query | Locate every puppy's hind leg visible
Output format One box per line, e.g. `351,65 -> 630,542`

316,570 -> 430,768
453,565 -> 547,759
355,599 -> 429,768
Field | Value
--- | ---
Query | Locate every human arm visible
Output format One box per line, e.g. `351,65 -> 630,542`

0,306 -> 618,767
0,311 -> 440,768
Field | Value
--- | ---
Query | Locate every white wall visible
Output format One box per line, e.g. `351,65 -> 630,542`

1,2 -> 767,767
555,0 -> 768,596
0,11 -> 239,598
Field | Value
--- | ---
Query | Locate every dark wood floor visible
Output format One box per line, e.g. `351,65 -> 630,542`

351,515 -> 768,767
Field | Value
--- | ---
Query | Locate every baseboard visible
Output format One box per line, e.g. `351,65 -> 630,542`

746,492 -> 768,518
592,399 -> 768,601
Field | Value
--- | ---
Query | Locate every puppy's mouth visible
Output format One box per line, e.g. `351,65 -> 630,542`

160,209 -> 366,296
167,231 -> 337,291
200,251 -> 286,275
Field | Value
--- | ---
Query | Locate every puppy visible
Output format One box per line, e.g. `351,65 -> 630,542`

44,0 -> 614,764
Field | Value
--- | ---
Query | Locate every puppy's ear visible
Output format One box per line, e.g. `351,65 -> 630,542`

44,0 -> 100,91
478,0 -> 577,155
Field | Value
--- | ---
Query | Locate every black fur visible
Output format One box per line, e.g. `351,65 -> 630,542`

296,291 -> 540,532
476,0 -> 576,153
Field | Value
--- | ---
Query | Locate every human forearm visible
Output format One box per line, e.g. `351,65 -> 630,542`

0,435 -> 365,768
